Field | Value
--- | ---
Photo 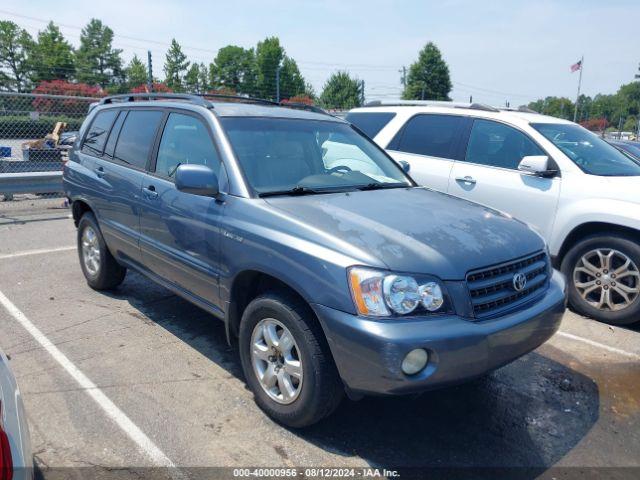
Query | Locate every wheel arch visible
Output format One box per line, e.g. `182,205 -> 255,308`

71,198 -> 96,227
225,269 -> 322,346
556,222 -> 640,268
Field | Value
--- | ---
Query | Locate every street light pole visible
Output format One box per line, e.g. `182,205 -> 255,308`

573,55 -> 584,123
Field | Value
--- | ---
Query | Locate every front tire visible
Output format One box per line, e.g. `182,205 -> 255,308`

238,291 -> 343,427
562,234 -> 640,325
77,212 -> 126,290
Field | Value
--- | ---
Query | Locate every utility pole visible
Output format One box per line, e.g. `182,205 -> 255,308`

360,80 -> 365,105
399,66 -> 407,89
469,95 -> 473,103
421,84 -> 426,100
275,63 -> 282,102
147,50 -> 153,93
573,55 -> 584,122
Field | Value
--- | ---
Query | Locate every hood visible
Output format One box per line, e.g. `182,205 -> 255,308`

265,187 -> 545,280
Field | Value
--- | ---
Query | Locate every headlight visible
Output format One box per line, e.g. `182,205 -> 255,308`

348,267 -> 448,317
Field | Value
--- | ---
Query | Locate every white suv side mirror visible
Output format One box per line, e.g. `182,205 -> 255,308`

518,155 -> 555,177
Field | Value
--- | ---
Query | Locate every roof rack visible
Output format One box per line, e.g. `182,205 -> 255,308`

363,99 -> 500,113
99,93 -> 214,108
98,92 -> 332,117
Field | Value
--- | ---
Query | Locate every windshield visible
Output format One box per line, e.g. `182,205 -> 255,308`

220,117 -> 411,195
532,123 -> 640,176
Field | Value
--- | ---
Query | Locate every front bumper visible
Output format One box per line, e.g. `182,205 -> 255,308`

312,270 -> 566,395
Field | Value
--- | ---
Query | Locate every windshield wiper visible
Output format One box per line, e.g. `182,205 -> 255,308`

258,186 -> 336,197
356,182 -> 409,191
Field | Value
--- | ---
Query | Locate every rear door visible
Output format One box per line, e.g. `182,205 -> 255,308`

139,110 -> 225,309
91,109 -> 165,266
385,114 -> 469,192
449,118 -> 561,238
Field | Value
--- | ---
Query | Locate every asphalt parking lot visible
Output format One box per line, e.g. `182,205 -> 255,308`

0,202 -> 639,479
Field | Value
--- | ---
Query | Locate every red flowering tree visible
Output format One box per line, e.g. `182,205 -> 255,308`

205,87 -> 237,97
580,118 -> 608,132
130,82 -> 173,93
281,95 -> 314,105
32,80 -> 104,116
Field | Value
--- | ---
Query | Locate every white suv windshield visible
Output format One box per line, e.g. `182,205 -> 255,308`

221,117 -> 411,195
532,123 -> 640,176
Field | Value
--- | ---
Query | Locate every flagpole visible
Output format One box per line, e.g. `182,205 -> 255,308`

573,55 -> 584,122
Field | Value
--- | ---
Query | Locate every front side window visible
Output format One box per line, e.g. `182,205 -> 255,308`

391,114 -> 465,159
345,112 -> 396,138
220,117 -> 411,195
81,109 -> 118,156
532,123 -> 640,176
113,110 -> 164,169
465,119 -> 544,169
155,113 -> 220,179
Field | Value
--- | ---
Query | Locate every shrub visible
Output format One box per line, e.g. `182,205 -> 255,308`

130,83 -> 173,93
281,95 -> 314,105
31,80 -> 104,116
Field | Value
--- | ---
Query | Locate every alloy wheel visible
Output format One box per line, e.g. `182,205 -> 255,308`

81,226 -> 101,276
573,248 -> 640,311
250,318 -> 303,404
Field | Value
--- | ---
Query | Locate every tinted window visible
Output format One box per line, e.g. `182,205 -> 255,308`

103,111 -> 125,159
155,113 -> 220,179
345,112 -> 396,138
465,119 -> 544,169
532,123 -> 640,176
81,109 -> 118,156
220,117 -> 410,195
113,110 -> 163,169
392,114 -> 464,159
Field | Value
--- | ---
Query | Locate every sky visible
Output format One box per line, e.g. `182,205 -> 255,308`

1,0 -> 638,105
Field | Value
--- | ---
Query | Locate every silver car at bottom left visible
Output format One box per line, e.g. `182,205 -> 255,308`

0,348 -> 32,480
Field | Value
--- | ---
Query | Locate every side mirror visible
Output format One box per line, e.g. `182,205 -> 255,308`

399,160 -> 411,173
518,155 -> 555,177
175,164 -> 219,197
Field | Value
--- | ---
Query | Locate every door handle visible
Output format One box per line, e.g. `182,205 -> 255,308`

94,166 -> 105,178
143,185 -> 158,199
455,176 -> 477,185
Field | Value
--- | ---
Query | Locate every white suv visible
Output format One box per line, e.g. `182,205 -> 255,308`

347,101 -> 640,325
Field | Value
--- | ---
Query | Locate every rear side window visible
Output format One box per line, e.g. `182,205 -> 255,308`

81,109 -> 118,156
113,110 -> 164,169
390,114 -> 465,159
155,113 -> 220,179
345,112 -> 396,138
103,111 -> 126,160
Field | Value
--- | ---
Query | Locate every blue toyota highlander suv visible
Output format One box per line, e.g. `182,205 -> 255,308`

63,93 -> 567,427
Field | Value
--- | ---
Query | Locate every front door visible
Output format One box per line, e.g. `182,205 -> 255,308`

449,118 -> 561,238
139,111 -> 224,309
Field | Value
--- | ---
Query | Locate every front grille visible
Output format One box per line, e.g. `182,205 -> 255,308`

467,251 -> 549,319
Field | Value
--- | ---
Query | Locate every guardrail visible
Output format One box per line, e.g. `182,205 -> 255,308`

0,171 -> 63,196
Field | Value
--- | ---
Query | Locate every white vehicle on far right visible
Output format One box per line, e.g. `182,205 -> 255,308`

347,101 -> 640,325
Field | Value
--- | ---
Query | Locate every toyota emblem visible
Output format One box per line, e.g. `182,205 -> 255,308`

512,272 -> 527,292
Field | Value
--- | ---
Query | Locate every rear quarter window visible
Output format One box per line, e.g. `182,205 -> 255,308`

81,109 -> 118,156
345,112 -> 396,138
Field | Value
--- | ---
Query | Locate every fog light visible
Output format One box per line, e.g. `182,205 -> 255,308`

401,348 -> 428,375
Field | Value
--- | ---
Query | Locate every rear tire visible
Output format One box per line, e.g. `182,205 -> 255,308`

77,212 -> 126,290
561,234 -> 640,325
238,291 -> 344,427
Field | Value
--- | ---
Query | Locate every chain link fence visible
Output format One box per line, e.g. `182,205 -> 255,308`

0,91 -> 99,214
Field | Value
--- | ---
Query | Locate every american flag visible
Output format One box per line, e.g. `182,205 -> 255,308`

570,60 -> 582,73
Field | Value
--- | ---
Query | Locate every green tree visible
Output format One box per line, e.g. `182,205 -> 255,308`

209,45 -> 256,94
75,19 -> 123,88
184,63 -> 200,93
528,96 -> 574,119
125,54 -> 148,89
0,20 -> 34,92
319,71 -> 362,109
30,22 -> 75,83
279,56 -> 305,100
164,38 -> 189,92
402,42 -> 451,101
198,63 -> 209,92
255,37 -> 283,99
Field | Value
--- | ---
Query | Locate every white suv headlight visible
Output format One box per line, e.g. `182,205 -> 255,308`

348,267 -> 448,317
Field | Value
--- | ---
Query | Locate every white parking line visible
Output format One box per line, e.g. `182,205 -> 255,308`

557,331 -> 640,360
0,290 -> 184,479
0,246 -> 75,260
